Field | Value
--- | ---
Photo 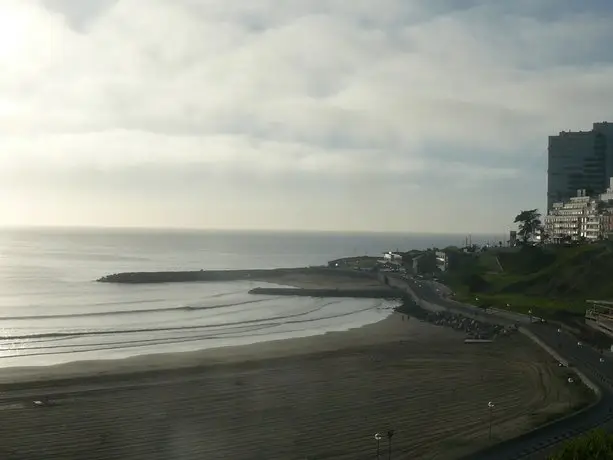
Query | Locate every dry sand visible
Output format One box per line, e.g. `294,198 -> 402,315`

0,313 -> 582,460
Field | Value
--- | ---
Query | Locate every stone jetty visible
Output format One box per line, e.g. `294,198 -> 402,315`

98,270 -> 274,283
96,267 -> 378,284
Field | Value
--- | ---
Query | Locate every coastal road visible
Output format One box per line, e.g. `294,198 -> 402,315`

387,274 -> 613,459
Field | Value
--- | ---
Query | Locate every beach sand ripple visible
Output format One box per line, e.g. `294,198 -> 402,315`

0,314 -> 579,460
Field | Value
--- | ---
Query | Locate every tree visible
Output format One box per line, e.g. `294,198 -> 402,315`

514,209 -> 542,243
549,429 -> 613,459
416,251 -> 438,274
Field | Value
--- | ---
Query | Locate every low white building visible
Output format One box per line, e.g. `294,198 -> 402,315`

377,252 -> 403,271
435,251 -> 448,271
383,252 -> 403,263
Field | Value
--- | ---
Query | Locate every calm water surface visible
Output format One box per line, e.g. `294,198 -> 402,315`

0,228 -> 497,367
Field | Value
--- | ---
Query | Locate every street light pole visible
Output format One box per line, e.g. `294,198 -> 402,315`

488,401 -> 495,441
387,430 -> 394,460
375,433 -> 382,460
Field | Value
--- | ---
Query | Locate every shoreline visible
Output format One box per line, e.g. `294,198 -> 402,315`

0,303 -> 509,387
0,263 -> 589,459
1,270 -> 393,372
0,269 -> 508,386
0,267 -> 589,458
0,311 -> 403,387
248,286 -> 397,297
0,311 -> 584,459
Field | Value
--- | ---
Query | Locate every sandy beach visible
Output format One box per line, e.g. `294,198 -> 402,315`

0,310 -> 582,460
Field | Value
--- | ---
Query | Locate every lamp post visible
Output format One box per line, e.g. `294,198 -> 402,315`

528,309 -> 533,323
375,433 -> 382,459
557,328 -> 561,348
387,430 -> 394,460
488,401 -> 495,441
567,377 -> 574,410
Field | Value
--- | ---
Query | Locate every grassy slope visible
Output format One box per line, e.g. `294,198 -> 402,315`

442,242 -> 613,318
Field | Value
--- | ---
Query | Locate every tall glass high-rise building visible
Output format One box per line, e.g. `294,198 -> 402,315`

547,122 -> 613,210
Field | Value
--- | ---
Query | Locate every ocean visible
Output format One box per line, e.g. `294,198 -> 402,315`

0,228 -> 498,368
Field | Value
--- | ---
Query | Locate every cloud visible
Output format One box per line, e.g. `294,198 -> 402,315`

0,0 -> 612,232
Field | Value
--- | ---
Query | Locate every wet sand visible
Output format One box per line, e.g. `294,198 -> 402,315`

0,313 -> 582,460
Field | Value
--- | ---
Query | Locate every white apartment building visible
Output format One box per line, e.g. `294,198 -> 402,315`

544,189 -> 602,242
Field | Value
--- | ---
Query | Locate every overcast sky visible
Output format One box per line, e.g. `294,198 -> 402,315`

1,0 -> 612,233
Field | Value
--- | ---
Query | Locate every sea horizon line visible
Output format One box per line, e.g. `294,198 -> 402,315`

0,224 -> 509,238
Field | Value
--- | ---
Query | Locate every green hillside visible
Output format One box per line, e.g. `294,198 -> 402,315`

442,242 -> 613,317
